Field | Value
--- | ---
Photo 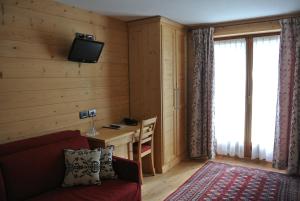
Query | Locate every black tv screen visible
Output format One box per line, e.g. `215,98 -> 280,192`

68,38 -> 104,63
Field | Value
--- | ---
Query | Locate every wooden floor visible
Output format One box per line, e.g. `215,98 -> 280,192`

142,157 -> 286,201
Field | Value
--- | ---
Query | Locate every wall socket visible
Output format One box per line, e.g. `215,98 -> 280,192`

79,111 -> 88,119
88,109 -> 96,117
79,109 -> 96,119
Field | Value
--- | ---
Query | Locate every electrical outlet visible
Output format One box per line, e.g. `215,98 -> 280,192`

79,111 -> 88,119
88,109 -> 96,117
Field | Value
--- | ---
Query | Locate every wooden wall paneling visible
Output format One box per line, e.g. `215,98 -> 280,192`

0,58 -> 128,79
1,4 -> 127,35
0,103 -> 129,143
0,0 -> 129,144
0,40 -> 67,60
0,77 -> 128,92
0,40 -> 127,64
0,26 -> 72,47
1,5 -> 128,57
1,0 -> 127,31
0,96 -> 129,124
0,86 -> 128,109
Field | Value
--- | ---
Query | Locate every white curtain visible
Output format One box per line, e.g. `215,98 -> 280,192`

251,35 -> 280,162
214,39 -> 246,158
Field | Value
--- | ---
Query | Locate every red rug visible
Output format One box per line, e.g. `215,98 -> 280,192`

164,161 -> 300,201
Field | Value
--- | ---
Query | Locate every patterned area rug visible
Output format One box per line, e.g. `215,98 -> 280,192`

165,161 -> 300,201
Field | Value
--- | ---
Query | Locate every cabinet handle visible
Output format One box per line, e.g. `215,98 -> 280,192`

173,89 -> 177,109
176,89 -> 180,110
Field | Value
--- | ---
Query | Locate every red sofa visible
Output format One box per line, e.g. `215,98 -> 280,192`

0,130 -> 141,201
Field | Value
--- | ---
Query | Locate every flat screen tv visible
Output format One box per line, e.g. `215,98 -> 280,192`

68,38 -> 104,63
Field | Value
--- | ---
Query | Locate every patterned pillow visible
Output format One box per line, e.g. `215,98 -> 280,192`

62,149 -> 101,187
100,146 -> 117,179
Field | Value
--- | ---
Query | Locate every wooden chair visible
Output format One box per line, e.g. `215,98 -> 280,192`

133,117 -> 157,183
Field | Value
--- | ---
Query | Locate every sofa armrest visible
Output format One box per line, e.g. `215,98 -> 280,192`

112,156 -> 141,184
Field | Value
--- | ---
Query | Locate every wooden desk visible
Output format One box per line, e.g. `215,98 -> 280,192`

87,125 -> 140,160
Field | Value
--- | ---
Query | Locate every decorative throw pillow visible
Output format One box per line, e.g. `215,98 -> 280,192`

62,149 -> 101,187
100,146 -> 117,179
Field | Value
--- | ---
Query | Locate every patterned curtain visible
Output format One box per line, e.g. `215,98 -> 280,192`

273,17 -> 300,175
188,28 -> 215,160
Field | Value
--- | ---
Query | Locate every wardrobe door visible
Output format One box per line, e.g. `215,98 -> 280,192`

128,21 -> 163,172
161,24 -> 177,167
175,30 -> 187,158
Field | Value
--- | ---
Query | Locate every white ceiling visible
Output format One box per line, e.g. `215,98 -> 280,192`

57,0 -> 300,25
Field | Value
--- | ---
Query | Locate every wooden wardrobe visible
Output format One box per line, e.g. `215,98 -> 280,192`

128,17 -> 187,173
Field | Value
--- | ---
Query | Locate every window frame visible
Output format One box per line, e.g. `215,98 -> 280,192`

214,31 -> 280,158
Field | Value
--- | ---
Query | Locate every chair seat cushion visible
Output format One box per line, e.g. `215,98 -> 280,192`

141,145 -> 151,153
99,146 -> 117,179
133,144 -> 151,153
27,180 -> 141,201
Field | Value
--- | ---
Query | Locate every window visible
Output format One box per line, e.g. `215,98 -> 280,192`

214,34 -> 280,161
214,38 -> 246,158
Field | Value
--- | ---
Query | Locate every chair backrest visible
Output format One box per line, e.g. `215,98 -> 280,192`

138,117 -> 157,154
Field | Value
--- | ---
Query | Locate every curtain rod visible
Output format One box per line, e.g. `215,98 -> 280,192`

189,11 -> 300,31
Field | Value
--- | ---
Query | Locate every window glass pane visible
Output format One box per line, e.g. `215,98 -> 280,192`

251,35 -> 280,162
214,38 -> 246,158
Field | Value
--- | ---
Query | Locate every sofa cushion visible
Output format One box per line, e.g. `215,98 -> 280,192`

0,136 -> 89,201
100,146 -> 117,179
27,180 -> 141,201
62,149 -> 101,187
0,130 -> 81,156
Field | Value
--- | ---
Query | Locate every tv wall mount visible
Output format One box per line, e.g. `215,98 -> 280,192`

75,33 -> 95,41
